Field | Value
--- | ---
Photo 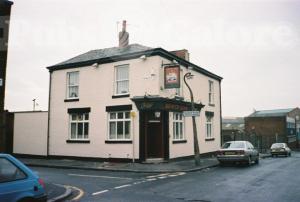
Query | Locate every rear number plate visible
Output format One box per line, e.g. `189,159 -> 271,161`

225,152 -> 235,155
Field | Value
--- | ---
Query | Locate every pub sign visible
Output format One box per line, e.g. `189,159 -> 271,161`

164,65 -> 180,89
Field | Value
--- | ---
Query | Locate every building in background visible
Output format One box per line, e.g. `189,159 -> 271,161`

0,0 -> 13,153
245,108 -> 300,151
222,117 -> 244,144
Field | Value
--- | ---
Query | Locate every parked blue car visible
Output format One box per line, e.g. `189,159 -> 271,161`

0,154 -> 47,202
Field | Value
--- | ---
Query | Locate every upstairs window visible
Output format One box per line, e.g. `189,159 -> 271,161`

115,65 -> 129,95
208,80 -> 214,104
67,71 -> 79,99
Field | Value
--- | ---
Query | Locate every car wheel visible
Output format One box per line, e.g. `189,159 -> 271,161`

289,152 -> 291,157
271,154 -> 274,157
255,156 -> 259,164
18,198 -> 36,202
247,156 -> 252,166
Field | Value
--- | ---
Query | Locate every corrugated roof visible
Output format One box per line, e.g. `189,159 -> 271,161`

247,108 -> 295,118
55,44 -> 152,66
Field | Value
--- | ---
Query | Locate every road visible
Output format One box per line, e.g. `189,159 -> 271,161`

31,152 -> 300,202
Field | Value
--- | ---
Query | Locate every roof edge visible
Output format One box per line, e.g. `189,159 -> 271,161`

46,48 -> 223,81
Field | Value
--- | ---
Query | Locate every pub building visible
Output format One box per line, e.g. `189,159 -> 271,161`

44,21 -> 223,162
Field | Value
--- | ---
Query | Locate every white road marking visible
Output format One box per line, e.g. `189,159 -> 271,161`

68,185 -> 85,201
68,173 -> 132,180
114,184 -> 132,189
92,190 -> 109,196
146,173 -> 169,178
146,178 -> 157,181
158,176 -> 167,179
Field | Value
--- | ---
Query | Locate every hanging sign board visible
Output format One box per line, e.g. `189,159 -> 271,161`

183,111 -> 200,117
164,65 -> 180,89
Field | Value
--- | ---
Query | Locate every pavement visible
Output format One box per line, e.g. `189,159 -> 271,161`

18,153 -> 271,173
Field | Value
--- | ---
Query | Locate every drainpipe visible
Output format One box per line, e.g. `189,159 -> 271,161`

46,71 -> 52,157
131,111 -> 136,163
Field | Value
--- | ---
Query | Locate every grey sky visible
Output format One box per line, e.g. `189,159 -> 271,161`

5,0 -> 300,116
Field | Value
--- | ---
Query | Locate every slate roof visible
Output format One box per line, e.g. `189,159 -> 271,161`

55,44 -> 152,66
47,43 -> 222,81
247,108 -> 295,118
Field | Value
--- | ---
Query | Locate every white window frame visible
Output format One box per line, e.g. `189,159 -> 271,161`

114,64 -> 129,95
206,115 -> 213,139
66,71 -> 79,99
173,112 -> 185,141
108,111 -> 131,140
208,80 -> 214,104
69,113 -> 89,140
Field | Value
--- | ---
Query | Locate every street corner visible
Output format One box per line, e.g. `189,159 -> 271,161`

46,183 -> 73,202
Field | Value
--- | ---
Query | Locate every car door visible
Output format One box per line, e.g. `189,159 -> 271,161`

247,142 -> 257,159
0,157 -> 30,202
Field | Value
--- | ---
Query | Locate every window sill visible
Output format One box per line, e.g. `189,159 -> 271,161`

64,98 -> 79,102
105,140 -> 132,144
66,140 -> 90,143
208,103 -> 215,107
173,140 -> 187,144
112,94 -> 130,99
205,138 -> 215,141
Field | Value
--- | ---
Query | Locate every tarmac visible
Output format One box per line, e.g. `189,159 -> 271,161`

18,153 -> 271,201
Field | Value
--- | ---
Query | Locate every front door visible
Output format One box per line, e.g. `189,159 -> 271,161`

140,111 -> 169,160
146,112 -> 163,158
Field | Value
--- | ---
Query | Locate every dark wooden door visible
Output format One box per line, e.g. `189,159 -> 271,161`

145,111 -> 163,158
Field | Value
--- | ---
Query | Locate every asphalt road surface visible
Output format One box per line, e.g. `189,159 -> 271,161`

31,152 -> 300,202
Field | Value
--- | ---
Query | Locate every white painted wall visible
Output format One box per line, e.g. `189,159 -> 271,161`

49,55 -> 221,159
49,56 -> 162,159
13,111 -> 48,156
160,59 -> 221,158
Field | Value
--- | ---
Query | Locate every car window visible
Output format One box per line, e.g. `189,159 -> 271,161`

222,142 -> 245,149
247,142 -> 254,149
0,157 -> 27,183
271,143 -> 284,149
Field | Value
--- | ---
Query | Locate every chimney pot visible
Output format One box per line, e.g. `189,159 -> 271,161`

119,20 -> 129,47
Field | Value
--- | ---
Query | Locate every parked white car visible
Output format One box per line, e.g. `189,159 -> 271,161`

217,141 -> 259,166
270,143 -> 291,157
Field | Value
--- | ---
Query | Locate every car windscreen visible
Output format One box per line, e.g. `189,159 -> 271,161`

222,142 -> 245,149
271,143 -> 284,149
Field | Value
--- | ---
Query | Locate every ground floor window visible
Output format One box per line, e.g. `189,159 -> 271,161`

206,114 -> 213,139
173,112 -> 184,140
108,111 -> 131,140
69,113 -> 89,140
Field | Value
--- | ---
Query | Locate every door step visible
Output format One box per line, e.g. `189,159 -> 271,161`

144,158 -> 166,164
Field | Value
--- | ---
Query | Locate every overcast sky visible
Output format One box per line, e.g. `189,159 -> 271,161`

5,0 -> 300,116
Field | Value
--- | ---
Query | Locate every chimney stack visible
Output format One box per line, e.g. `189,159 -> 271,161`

170,49 -> 190,61
119,20 -> 129,47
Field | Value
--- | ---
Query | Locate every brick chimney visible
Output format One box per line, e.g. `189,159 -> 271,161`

118,20 -> 129,47
170,49 -> 189,61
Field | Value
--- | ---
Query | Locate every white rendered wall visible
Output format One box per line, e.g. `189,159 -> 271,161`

49,56 -> 162,159
13,111 -> 48,156
49,55 -> 221,159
